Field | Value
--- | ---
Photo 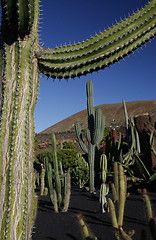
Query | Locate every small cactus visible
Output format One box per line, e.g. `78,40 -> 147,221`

99,154 -> 109,213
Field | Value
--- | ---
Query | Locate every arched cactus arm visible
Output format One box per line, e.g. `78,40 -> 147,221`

38,0 -> 156,79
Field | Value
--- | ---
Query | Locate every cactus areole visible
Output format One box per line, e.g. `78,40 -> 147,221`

0,0 -> 155,239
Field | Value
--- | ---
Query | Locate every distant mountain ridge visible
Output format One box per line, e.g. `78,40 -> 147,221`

39,100 -> 156,134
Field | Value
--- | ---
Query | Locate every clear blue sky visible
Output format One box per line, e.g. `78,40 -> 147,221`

35,0 -> 156,133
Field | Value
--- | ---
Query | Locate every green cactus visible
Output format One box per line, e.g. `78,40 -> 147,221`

99,153 -> 109,213
51,132 -> 62,206
0,0 -> 156,238
142,189 -> 156,240
43,133 -> 71,212
76,214 -> 98,240
75,80 -> 105,192
122,100 -> 151,180
40,167 -> 46,196
150,130 -> 156,155
108,163 -> 135,240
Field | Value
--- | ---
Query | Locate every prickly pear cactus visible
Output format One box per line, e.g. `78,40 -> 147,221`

0,0 -> 156,239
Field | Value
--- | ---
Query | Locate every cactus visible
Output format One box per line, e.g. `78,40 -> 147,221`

0,0 -> 156,239
99,153 -> 109,213
150,130 -> 156,155
76,214 -> 98,240
122,100 -> 151,180
43,133 -> 71,212
108,163 -> 135,240
142,189 -> 156,240
40,167 -> 46,196
51,132 -> 62,206
38,1 -> 156,79
75,80 -> 105,192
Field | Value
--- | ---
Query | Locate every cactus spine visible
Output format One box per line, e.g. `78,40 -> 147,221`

0,0 -> 156,239
75,80 -> 105,192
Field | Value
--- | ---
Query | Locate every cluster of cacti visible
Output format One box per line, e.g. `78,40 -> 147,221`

40,133 -> 71,212
75,80 -> 105,192
103,99 -> 151,182
122,99 -> 141,154
122,100 -> 152,181
0,0 -> 156,238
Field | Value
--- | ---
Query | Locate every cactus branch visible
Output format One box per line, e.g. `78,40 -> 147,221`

38,0 -> 156,79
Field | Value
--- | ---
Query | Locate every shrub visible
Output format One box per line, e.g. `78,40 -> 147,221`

57,149 -> 89,187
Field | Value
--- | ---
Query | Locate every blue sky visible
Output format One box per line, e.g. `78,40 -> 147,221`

35,0 -> 156,133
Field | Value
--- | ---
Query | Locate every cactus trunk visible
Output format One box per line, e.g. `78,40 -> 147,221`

0,39 -> 39,239
88,144 -> 96,192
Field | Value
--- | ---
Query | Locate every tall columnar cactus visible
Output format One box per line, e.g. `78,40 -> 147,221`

75,80 -> 105,192
0,0 -> 156,239
51,132 -> 62,206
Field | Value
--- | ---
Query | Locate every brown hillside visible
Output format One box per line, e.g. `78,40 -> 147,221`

39,100 -> 156,134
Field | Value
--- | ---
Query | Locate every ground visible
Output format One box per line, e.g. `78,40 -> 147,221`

32,186 -> 156,240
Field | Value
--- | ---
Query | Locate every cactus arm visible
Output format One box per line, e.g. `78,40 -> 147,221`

74,122 -> 88,154
122,99 -> 129,130
108,198 -> 118,229
93,109 -> 105,145
38,0 -> 156,79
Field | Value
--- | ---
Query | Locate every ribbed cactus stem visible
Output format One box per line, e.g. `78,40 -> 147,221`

51,132 -> 62,206
108,198 -> 118,229
142,189 -> 156,240
40,168 -> 46,196
62,172 -> 71,212
45,157 -> 54,205
122,99 -> 129,130
113,162 -> 119,202
100,153 -> 107,183
118,164 -> 126,227
53,190 -> 59,213
76,214 -> 98,240
0,19 -> 39,240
